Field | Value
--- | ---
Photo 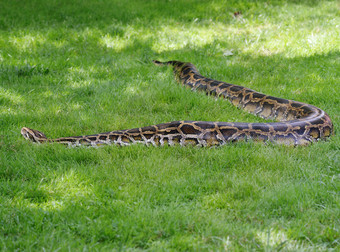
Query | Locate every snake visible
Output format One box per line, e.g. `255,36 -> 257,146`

21,60 -> 333,147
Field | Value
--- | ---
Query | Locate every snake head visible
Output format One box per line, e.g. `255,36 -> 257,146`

21,127 -> 48,143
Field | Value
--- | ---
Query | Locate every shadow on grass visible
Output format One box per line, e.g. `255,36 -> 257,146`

0,0 -> 331,31
1,46 -> 338,118
0,0 -> 339,249
1,141 -> 339,250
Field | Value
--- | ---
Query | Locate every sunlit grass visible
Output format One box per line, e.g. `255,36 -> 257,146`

2,2 -> 338,59
0,0 -> 339,250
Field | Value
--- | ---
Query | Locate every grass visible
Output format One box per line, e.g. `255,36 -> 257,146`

0,0 -> 339,250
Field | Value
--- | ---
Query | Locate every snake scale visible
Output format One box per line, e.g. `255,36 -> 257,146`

21,60 -> 333,147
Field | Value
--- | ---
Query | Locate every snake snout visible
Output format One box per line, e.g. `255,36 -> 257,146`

21,127 -> 47,143
21,127 -> 31,140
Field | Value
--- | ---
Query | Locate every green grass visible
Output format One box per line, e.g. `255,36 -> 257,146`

0,0 -> 339,250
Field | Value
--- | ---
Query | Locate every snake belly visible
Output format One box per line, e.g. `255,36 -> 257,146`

21,60 -> 333,147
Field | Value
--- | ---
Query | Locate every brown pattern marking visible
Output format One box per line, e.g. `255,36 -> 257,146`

21,60 -> 333,147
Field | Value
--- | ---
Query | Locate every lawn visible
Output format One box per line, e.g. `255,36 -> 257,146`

0,0 -> 339,250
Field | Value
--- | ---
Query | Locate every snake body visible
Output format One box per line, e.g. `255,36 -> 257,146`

21,60 -> 333,146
